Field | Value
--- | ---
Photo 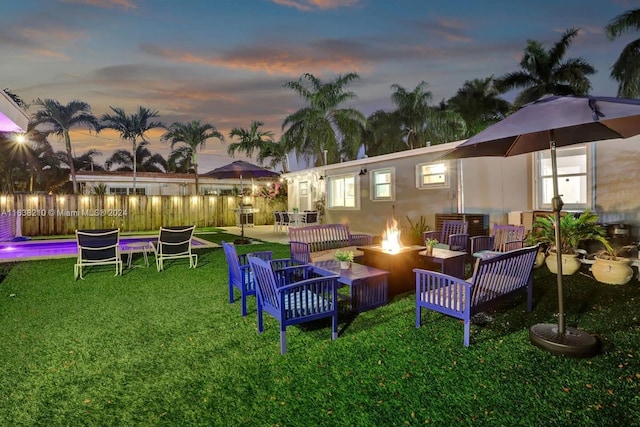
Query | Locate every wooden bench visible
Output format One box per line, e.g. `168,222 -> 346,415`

414,245 -> 539,347
289,223 -> 373,263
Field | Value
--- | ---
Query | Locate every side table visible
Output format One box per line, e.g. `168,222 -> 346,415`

123,241 -> 152,269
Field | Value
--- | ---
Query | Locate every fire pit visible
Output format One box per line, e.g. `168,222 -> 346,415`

357,218 -> 425,298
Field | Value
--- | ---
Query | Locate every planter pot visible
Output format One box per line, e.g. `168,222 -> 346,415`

592,256 -> 633,285
545,251 -> 581,275
339,261 -> 351,269
533,250 -> 546,269
424,245 -> 434,256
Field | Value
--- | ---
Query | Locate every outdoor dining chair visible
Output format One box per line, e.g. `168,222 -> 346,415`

74,228 -> 123,280
273,211 -> 283,233
248,255 -> 339,354
152,225 -> 198,271
301,211 -> 319,226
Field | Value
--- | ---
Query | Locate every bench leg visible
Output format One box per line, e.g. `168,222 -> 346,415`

280,327 -> 287,354
241,293 -> 248,317
332,312 -> 338,340
257,303 -> 264,333
464,320 -> 470,347
416,304 -> 422,328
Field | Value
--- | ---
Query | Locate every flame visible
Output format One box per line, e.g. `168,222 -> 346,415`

381,218 -> 402,253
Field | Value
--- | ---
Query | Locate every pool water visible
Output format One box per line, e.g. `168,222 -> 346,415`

0,236 -> 215,262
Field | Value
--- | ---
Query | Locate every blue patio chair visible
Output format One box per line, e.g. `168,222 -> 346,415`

248,255 -> 339,354
423,220 -> 469,252
222,241 -> 272,316
471,224 -> 525,258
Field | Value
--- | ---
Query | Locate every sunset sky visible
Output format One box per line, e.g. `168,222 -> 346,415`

2,0 -> 635,172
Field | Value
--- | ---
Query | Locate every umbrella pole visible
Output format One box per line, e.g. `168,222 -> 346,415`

529,133 -> 599,358
550,139 -> 565,334
240,175 -> 245,239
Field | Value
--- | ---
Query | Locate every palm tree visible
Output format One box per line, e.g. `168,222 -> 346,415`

361,110 -> 405,156
228,120 -> 274,159
390,81 -> 433,148
282,72 -> 366,166
31,98 -> 99,194
494,28 -> 596,107
100,106 -> 164,192
257,135 -> 295,173
73,149 -> 104,172
605,8 -> 640,97
447,77 -> 511,136
105,142 -> 167,173
162,120 -> 224,194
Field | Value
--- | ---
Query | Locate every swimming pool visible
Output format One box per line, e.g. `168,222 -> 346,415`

0,235 -> 217,262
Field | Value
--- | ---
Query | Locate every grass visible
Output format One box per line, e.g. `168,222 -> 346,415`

0,231 -> 639,426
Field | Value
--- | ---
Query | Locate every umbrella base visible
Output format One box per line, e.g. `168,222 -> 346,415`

234,238 -> 252,245
529,323 -> 599,358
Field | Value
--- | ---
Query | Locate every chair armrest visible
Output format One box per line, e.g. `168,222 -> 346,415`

240,251 -> 272,266
423,231 -> 441,243
470,235 -> 494,254
448,233 -> 469,252
273,264 -> 316,286
289,241 -> 311,264
350,234 -> 373,246
503,240 -> 524,252
270,258 -> 302,272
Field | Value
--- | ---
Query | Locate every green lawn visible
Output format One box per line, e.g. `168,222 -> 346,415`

0,232 -> 638,426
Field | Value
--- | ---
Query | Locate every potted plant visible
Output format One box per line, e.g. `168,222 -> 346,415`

424,238 -> 439,256
592,244 -> 635,285
530,210 -> 609,275
335,249 -> 354,269
524,233 -> 547,269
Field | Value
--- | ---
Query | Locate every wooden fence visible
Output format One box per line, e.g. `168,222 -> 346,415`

0,194 -> 287,236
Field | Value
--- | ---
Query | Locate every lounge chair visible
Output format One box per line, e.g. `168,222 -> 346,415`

74,228 -> 123,280
152,225 -> 198,271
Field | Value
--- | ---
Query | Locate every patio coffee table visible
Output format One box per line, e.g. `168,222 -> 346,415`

122,241 -> 152,269
418,247 -> 467,279
311,260 -> 389,312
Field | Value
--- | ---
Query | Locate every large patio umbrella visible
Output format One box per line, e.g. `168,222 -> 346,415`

205,160 -> 280,243
441,94 -> 640,357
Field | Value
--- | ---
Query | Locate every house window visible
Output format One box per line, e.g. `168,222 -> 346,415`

108,187 -> 146,195
371,168 -> 395,201
536,145 -> 589,210
327,173 -> 358,209
416,162 -> 448,189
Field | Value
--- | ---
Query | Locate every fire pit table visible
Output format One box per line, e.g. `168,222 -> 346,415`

357,244 -> 425,299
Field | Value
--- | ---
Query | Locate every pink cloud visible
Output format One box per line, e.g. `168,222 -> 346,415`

271,0 -> 358,11
61,0 -> 138,9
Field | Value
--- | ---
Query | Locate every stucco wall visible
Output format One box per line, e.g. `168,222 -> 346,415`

593,136 -> 640,229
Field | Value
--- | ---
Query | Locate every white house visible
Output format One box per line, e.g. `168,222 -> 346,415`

74,170 -> 282,197
282,135 -> 640,238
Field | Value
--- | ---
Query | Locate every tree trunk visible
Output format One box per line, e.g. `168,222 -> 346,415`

65,132 -> 79,194
132,139 -> 137,192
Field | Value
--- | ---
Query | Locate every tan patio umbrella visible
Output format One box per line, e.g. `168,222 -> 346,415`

441,94 -> 640,357
204,160 -> 280,244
